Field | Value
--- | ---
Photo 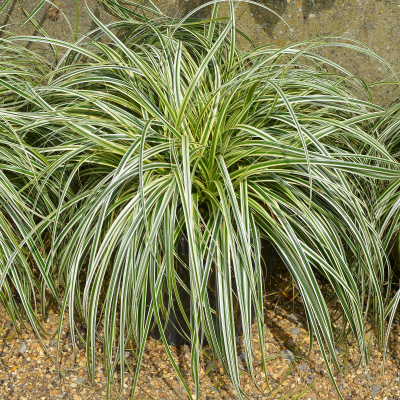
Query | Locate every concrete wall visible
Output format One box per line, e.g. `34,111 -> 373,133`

0,0 -> 399,104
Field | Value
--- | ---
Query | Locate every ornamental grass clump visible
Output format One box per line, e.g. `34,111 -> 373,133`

1,1 -> 400,398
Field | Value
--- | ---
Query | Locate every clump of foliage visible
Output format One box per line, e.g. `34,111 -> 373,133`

1,1 -> 400,399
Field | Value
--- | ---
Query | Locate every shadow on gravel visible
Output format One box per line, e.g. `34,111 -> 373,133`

302,0 -> 336,21
179,0 -> 213,19
166,0 -> 336,36
249,0 -> 287,37
0,0 -> 17,38
248,0 -> 336,37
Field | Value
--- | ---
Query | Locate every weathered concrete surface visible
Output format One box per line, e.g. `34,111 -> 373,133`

0,0 -> 399,104
0,0 -> 115,43
163,0 -> 400,105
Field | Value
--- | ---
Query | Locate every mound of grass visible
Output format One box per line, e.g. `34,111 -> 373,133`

1,1 -> 400,398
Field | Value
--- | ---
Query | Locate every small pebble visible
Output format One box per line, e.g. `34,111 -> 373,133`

287,338 -> 296,348
288,314 -> 298,323
335,346 -> 342,354
291,328 -> 300,335
280,350 -> 294,362
206,361 -> 217,372
371,384 -> 381,395
18,343 -> 27,354
299,362 -> 307,371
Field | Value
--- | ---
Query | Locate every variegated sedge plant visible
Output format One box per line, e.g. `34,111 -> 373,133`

0,0 -> 400,399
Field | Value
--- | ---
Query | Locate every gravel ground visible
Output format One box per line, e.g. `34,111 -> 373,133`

1,271 -> 400,400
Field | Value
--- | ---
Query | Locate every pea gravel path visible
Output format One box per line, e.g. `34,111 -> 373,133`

1,275 -> 400,400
